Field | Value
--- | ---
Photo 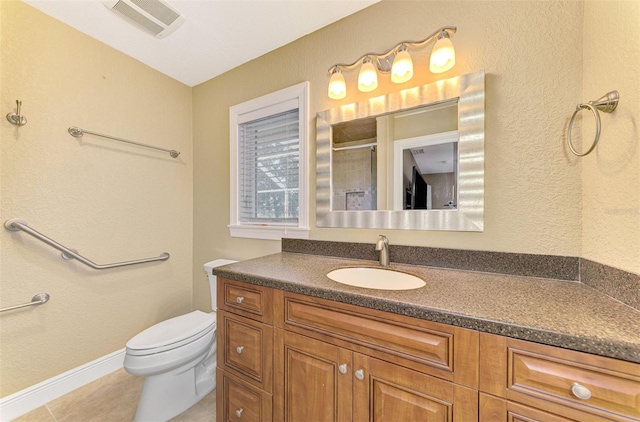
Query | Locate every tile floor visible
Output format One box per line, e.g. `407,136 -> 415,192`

13,369 -> 216,422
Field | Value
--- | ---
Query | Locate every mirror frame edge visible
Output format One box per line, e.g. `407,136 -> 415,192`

316,70 -> 485,231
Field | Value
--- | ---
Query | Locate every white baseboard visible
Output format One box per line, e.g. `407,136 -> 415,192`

0,348 -> 125,421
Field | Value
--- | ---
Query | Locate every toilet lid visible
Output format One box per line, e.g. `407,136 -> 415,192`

127,310 -> 215,351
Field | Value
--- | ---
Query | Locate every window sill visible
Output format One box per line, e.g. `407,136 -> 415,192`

228,225 -> 310,240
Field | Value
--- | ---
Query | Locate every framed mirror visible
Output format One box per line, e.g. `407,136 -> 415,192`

316,70 -> 484,231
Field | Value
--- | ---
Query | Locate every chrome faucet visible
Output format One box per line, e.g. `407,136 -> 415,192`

375,235 -> 390,267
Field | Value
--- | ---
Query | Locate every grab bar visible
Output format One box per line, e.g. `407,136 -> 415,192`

68,126 -> 180,158
0,293 -> 50,313
5,219 -> 170,270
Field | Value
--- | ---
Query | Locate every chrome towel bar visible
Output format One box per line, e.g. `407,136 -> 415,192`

5,219 -> 170,270
68,126 -> 180,158
0,293 -> 50,313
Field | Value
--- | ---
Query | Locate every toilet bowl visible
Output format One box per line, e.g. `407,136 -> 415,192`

124,259 -> 237,421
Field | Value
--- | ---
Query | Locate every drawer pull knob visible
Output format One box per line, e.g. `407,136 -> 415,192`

338,363 -> 347,374
355,369 -> 365,380
236,408 -> 244,417
571,382 -> 592,400
236,346 -> 244,354
236,296 -> 245,304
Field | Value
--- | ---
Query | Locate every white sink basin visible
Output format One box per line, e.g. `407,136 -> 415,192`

326,267 -> 425,290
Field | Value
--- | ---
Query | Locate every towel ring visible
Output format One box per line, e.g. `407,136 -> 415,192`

566,91 -> 619,157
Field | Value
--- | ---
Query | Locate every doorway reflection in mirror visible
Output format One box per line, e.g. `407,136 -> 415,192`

403,142 -> 457,210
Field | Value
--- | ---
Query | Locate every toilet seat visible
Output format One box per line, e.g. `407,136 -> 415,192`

126,310 -> 216,356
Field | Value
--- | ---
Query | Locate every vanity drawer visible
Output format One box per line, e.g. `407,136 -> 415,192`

280,291 -> 478,388
218,277 -> 273,323
218,370 -> 272,422
480,333 -> 640,421
479,393 -> 611,422
218,310 -> 273,393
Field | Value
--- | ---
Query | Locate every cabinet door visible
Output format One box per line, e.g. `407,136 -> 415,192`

278,330 -> 352,422
353,353 -> 478,422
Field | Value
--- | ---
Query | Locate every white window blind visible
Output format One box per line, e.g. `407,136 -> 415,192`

229,81 -> 309,240
238,108 -> 299,224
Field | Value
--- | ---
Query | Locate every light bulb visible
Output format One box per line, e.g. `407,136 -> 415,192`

328,69 -> 346,100
358,59 -> 378,92
430,32 -> 456,73
391,47 -> 413,84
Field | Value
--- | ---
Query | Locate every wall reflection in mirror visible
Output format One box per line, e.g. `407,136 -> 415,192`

316,70 -> 484,231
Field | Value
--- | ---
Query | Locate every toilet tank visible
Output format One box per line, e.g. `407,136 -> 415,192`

203,259 -> 238,311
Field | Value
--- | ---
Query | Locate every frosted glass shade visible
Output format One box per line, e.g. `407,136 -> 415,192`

430,36 -> 456,73
391,49 -> 414,83
328,70 -> 346,100
358,60 -> 378,92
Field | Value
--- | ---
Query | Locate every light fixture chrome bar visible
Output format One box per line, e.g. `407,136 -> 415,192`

332,142 -> 377,151
68,126 -> 180,158
5,219 -> 170,270
0,293 -> 50,313
327,26 -> 457,74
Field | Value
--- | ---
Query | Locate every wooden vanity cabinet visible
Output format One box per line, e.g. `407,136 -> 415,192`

217,279 -> 275,422
217,278 -> 640,422
218,278 -> 478,421
276,290 -> 480,421
279,291 -> 479,389
275,328 -> 478,422
479,333 -> 640,422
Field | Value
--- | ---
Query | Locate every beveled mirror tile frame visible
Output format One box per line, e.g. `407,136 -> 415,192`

316,70 -> 484,231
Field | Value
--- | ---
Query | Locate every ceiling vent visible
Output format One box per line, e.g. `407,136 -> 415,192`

102,0 -> 185,39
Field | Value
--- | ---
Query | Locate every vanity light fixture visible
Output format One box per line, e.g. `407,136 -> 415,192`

358,57 -> 379,92
391,45 -> 414,84
327,26 -> 457,100
328,69 -> 347,99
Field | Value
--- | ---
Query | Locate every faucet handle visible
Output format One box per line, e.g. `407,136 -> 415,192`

376,234 -> 389,251
376,235 -> 390,266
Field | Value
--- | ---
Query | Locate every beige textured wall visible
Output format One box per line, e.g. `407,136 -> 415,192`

193,0 -> 586,310
0,1 -> 193,396
582,1 -> 640,274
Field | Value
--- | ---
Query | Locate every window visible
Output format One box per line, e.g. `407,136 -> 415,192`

229,82 -> 309,240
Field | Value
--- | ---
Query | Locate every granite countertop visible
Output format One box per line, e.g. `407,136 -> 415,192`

213,252 -> 640,364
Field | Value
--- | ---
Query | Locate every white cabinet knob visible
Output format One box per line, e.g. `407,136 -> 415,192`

235,408 -> 244,417
338,363 -> 347,374
236,296 -> 244,304
355,369 -> 364,380
236,346 -> 244,354
571,382 -> 592,400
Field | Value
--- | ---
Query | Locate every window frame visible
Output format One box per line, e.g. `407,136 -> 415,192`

229,82 -> 310,240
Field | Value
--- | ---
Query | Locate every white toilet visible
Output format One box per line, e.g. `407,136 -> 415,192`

124,259 -> 237,421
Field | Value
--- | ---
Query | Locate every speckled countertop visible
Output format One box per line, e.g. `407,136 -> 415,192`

213,252 -> 640,364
